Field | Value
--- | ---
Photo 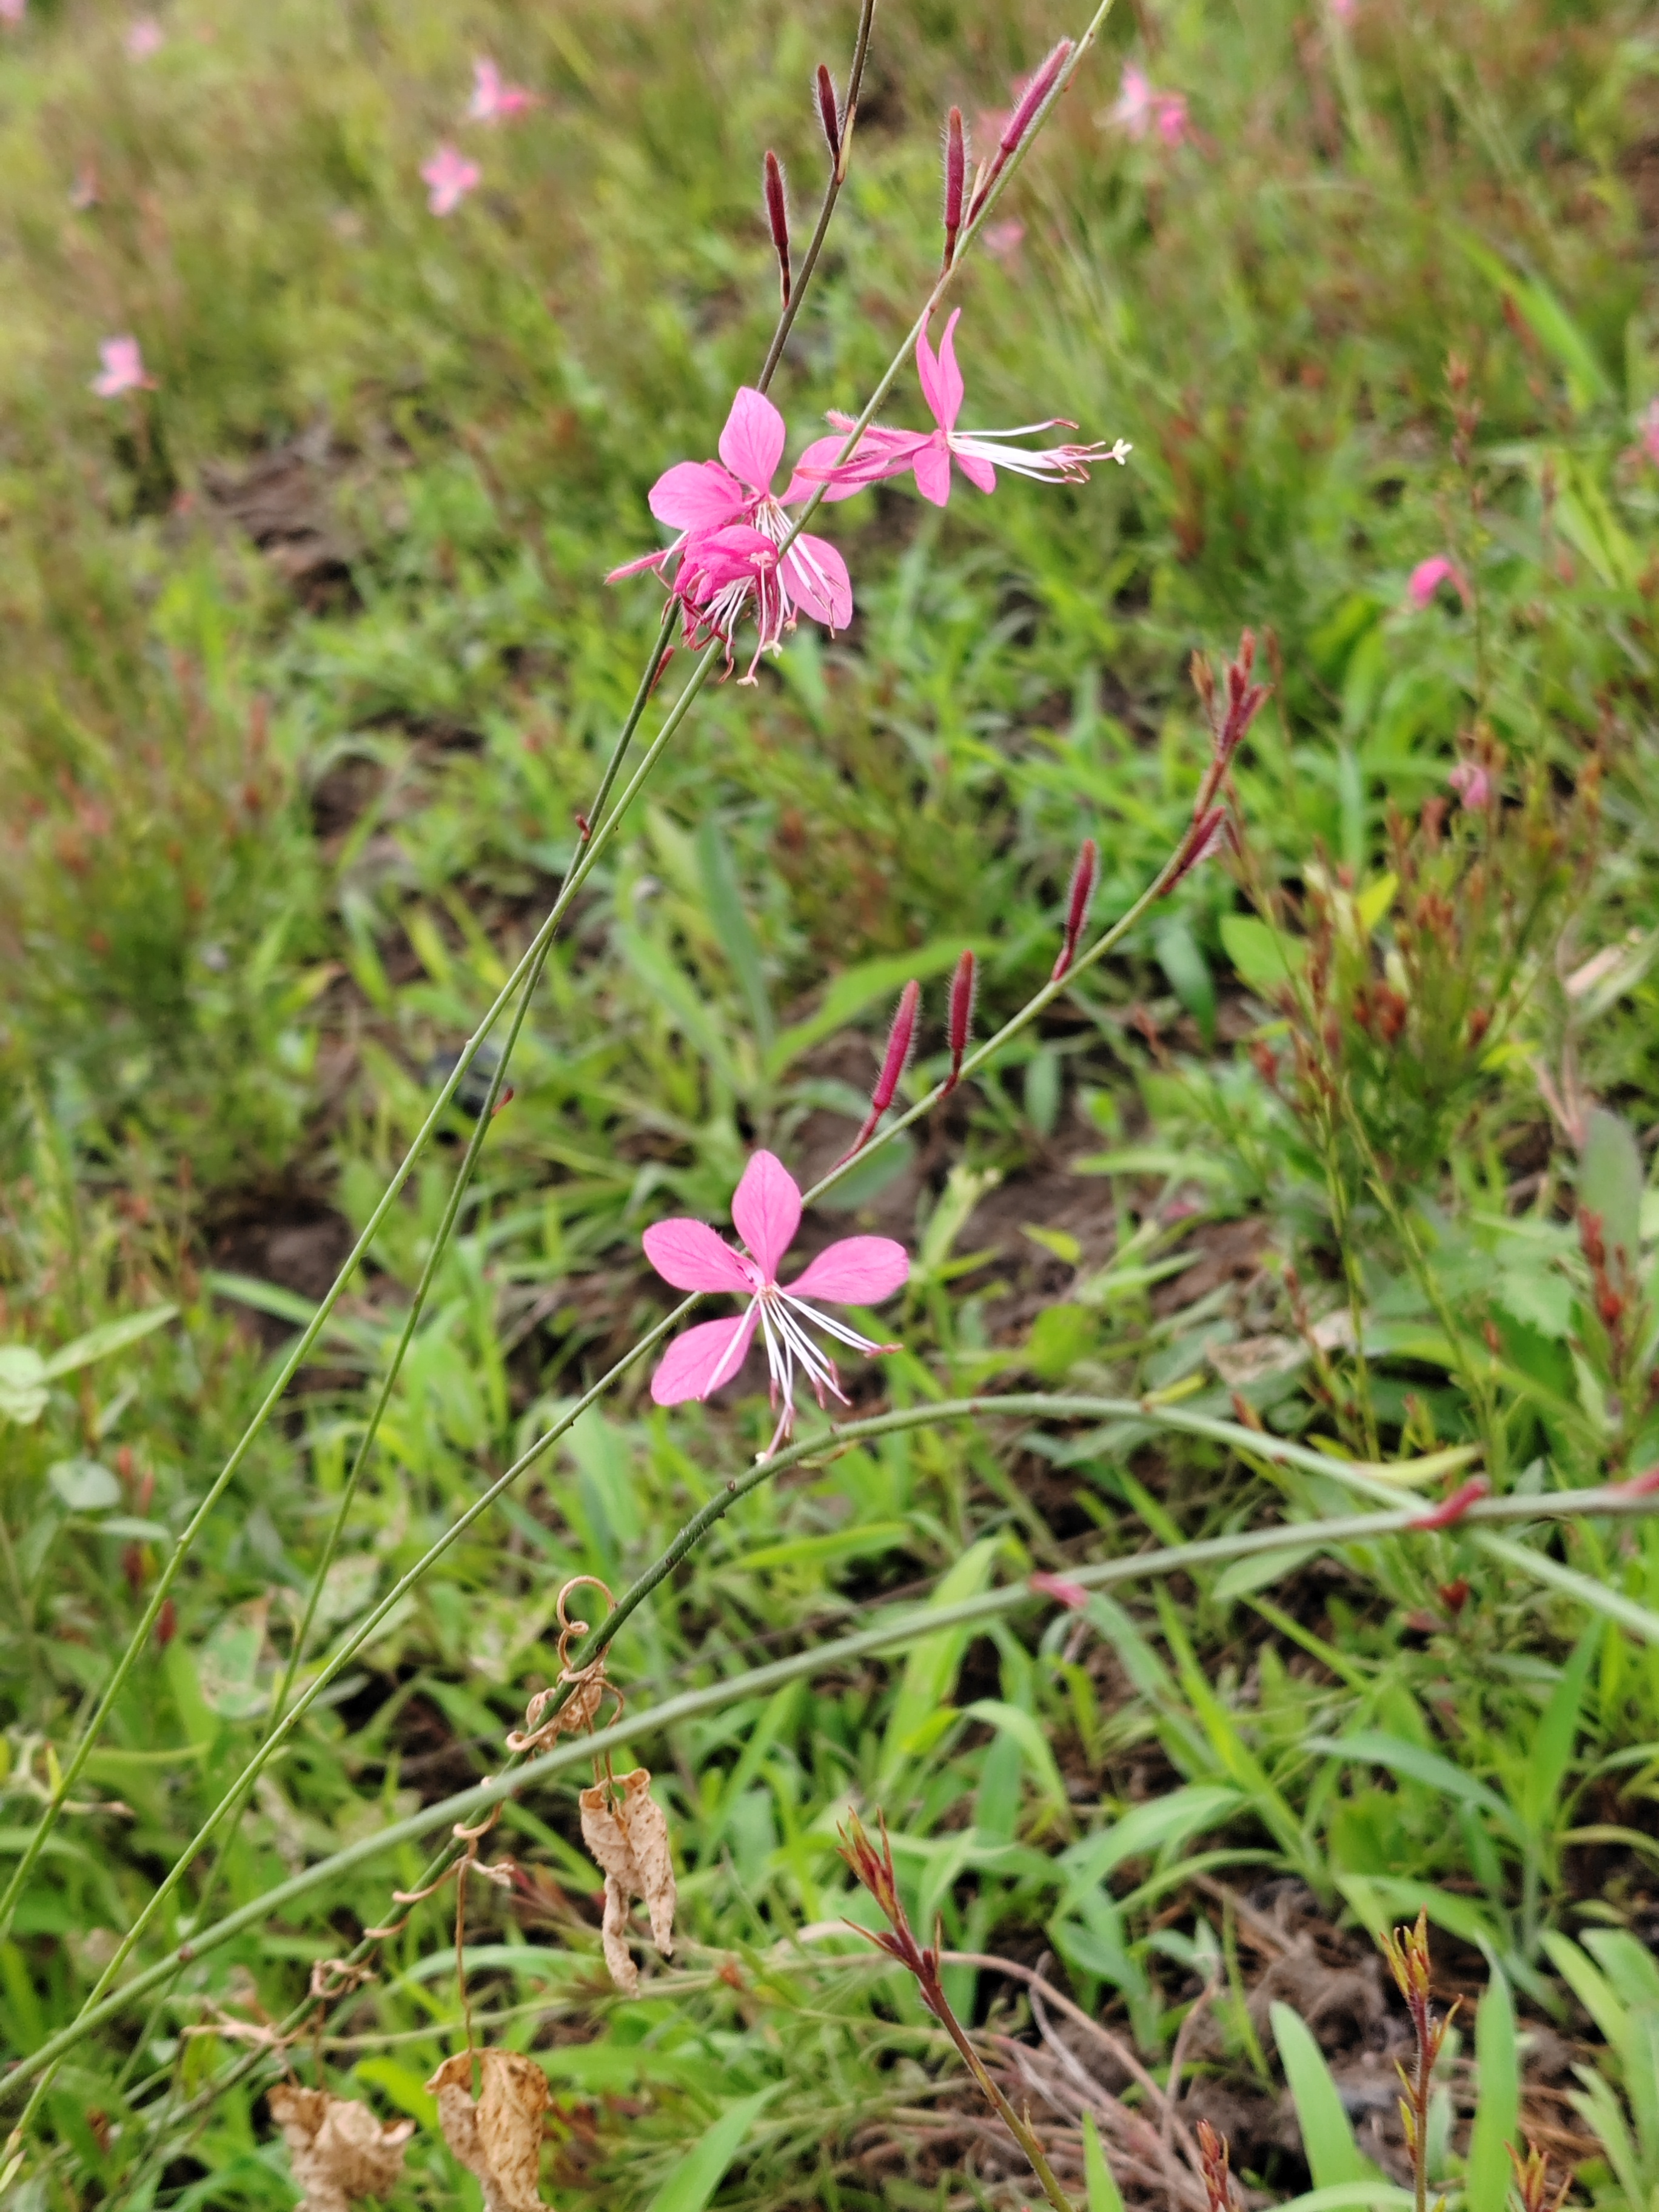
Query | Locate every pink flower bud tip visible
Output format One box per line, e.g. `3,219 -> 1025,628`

764,150 -> 791,304
945,949 -> 977,1091
1030,1569 -> 1089,1610
942,106 -> 965,265
842,980 -> 920,1161
1447,761 -> 1490,809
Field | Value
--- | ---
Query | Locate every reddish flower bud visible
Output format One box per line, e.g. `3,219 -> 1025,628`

155,1597 -> 178,1647
763,150 -> 791,307
1030,1569 -> 1089,1610
1051,836 -> 1098,980
840,980 -> 920,1161
1438,1577 -> 1470,1613
966,39 -> 1073,225
1410,1475 -> 1490,1530
1619,1464 -> 1659,1496
944,948 -> 976,1091
942,106 -> 965,269
1163,805 -> 1229,894
816,64 -> 841,165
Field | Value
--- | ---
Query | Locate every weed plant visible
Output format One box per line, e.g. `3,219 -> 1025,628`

2,0 -> 1659,2208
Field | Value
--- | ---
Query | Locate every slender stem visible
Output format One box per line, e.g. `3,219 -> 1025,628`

755,0 -> 879,394
923,1977 -> 1079,2212
7,1456 -> 1657,2099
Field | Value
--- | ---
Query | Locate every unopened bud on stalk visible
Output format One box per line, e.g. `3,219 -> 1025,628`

763,151 -> 791,307
1051,836 -> 1098,980
942,107 -> 966,269
944,948 -> 976,1090
816,64 -> 841,166
967,39 -> 1073,224
841,979 -> 920,1161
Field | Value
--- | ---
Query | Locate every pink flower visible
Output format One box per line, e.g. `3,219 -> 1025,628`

1330,0 -> 1358,18
124,15 -> 163,56
1030,1570 -> 1090,1610
90,335 -> 156,398
1407,555 -> 1470,610
421,143 -> 480,216
0,0 -> 25,28
1109,64 -> 1187,145
643,1150 -> 909,1458
1635,398 -> 1659,469
797,309 -> 1129,509
468,57 -> 536,124
608,387 -> 855,679
70,163 -> 101,210
983,220 -> 1025,263
1449,761 -> 1490,809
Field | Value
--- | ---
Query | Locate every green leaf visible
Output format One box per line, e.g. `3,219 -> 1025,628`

1578,1110 -> 1645,1257
766,938 -> 975,1078
1519,1624 -> 1597,1835
1476,1533 -> 1659,1648
1212,1543 -> 1319,1602
740,1523 -> 910,1573
1220,914 -> 1307,997
0,1347 -> 49,1427
962,1698 -> 1068,1811
1466,1968 -> 1518,2212
352,2055 -> 438,2132
695,816 -> 773,1053
643,2087 -> 779,2212
1082,2110 -> 1125,2212
1056,1785 -> 1242,1914
1272,2003 -> 1375,2190
879,1538 -> 1003,1786
1308,1731 -> 1521,1842
46,1460 -> 121,1513
39,1304 -> 178,1381
1156,917 -> 1216,1045
1455,233 -> 1614,411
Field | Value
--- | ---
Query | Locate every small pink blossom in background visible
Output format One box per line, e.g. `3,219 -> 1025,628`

1329,0 -> 1358,20
468,57 -> 536,124
1636,398 -> 1659,469
642,1150 -> 909,1457
70,164 -> 101,210
421,142 -> 480,216
1030,1570 -> 1090,1610
983,219 -> 1025,263
91,335 -> 156,398
0,0 -> 26,30
797,308 -> 1129,509
1449,761 -> 1491,809
1108,64 -> 1188,146
1407,554 -> 1469,610
608,384 -> 855,679
125,15 -> 163,58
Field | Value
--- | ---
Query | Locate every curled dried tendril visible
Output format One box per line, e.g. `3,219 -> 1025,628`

506,1575 -> 622,1754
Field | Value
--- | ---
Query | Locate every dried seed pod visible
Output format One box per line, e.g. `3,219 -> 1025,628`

268,2085 -> 414,2212
579,1766 -> 677,1994
427,2049 -> 551,2212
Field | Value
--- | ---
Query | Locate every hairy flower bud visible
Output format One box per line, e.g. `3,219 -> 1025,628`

842,979 -> 920,1161
763,150 -> 791,307
1051,837 -> 1098,980
942,106 -> 965,268
967,39 -> 1073,224
945,948 -> 976,1090
816,64 -> 841,165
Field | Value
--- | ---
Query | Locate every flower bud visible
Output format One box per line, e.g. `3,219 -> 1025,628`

816,64 -> 841,165
841,980 -> 920,1161
942,106 -> 965,268
944,947 -> 976,1090
1051,836 -> 1098,980
763,149 -> 791,306
967,39 -> 1073,224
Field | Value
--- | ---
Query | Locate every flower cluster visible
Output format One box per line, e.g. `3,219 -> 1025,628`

611,312 -> 1127,677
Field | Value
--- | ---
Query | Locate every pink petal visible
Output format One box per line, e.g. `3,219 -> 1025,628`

786,1236 -> 909,1304
718,387 -> 786,494
916,310 -> 965,435
912,437 -> 954,507
731,1150 -> 802,1281
780,534 -> 853,631
651,1309 -> 759,1404
606,545 -> 675,583
649,460 -> 745,532
642,1218 -> 752,1293
953,449 -> 997,495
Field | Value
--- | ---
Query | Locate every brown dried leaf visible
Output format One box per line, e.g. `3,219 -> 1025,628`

578,1768 -> 676,1992
427,2049 -> 551,2212
268,2085 -> 414,2212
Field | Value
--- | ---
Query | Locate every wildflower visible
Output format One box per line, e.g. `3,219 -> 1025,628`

421,142 -> 480,216
91,335 -> 156,398
642,1148 -> 908,1456
1407,555 -> 1469,609
608,387 -> 854,675
1109,64 -> 1188,146
467,57 -> 536,124
124,15 -> 163,56
1448,760 -> 1490,808
798,309 -> 1128,509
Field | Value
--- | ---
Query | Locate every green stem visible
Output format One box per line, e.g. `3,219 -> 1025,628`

6,1450 -> 1656,2100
